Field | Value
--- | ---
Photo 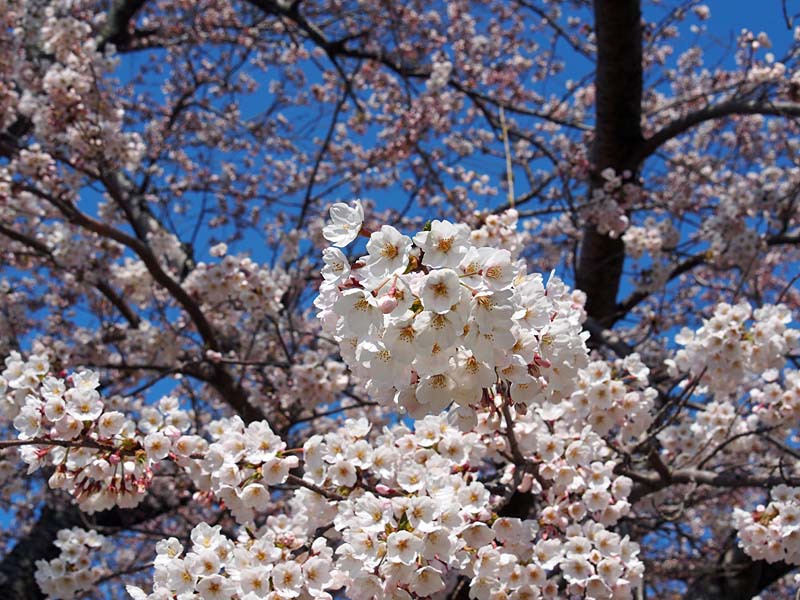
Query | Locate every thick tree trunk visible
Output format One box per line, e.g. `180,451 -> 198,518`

575,0 -> 643,327
0,501 -> 82,600
575,3 -> 796,597
684,546 -> 794,599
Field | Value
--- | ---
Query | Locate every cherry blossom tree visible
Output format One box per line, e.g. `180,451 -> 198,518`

1,0 -> 799,598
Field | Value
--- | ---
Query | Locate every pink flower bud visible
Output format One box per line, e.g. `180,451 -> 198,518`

476,508 -> 492,521
533,354 -> 552,368
517,472 -> 534,493
378,294 -> 397,314
375,483 -> 391,495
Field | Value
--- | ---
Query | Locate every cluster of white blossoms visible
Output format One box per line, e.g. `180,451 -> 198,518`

666,302 -> 799,397
126,409 -> 644,600
183,253 -> 291,322
620,217 -> 678,261
751,369 -> 800,427
733,485 -> 800,565
658,302 -> 798,464
14,4 -> 144,171
315,200 -> 590,422
126,523 -> 338,600
582,169 -> 637,238
10,204 -> 667,600
320,414 -> 643,600
0,353 -> 193,512
564,357 -> 656,442
468,208 -> 532,256
177,415 -> 300,525
23,204 -> 667,600
35,528 -> 109,599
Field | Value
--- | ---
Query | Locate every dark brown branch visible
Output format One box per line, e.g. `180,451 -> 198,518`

244,0 -> 592,133
684,547 -> 795,600
622,466 -> 800,503
296,93 -> 346,229
0,437 -> 125,453
29,187 -> 266,424
0,490 -> 186,600
583,316 -> 634,357
0,222 -> 141,328
94,281 -> 142,328
98,0 -> 150,51
615,253 -> 706,320
285,473 -> 344,501
640,100 -> 800,160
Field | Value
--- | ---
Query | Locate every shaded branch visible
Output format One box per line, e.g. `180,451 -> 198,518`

622,466 -> 800,503
26,186 -> 266,424
0,222 -> 141,328
98,0 -> 150,51
640,100 -> 800,160
684,546 -> 796,600
614,253 -> 706,321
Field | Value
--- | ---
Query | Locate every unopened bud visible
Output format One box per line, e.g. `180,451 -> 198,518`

378,295 -> 398,314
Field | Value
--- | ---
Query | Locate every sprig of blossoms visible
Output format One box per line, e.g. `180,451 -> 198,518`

666,302 -> 799,398
126,524 -> 338,600
733,485 -> 800,565
1,353 -> 192,513
178,415 -> 300,525
35,528 -> 109,600
314,209 -> 590,423
129,408 -> 644,600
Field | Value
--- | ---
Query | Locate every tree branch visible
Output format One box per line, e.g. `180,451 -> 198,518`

0,490 -> 186,600
27,186 -> 266,425
98,0 -> 150,52
683,546 -> 796,600
623,466 -> 800,503
640,99 -> 800,160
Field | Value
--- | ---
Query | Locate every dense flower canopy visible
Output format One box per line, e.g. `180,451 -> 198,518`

0,0 -> 799,599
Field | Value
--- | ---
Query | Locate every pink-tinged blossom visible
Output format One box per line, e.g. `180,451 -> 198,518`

322,200 -> 364,247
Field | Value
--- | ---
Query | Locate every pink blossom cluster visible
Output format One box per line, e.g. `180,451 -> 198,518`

13,4 -> 144,171
657,398 -> 750,463
751,369 -> 800,427
35,528 -> 109,599
666,302 -> 799,397
177,416 -> 300,525
128,408 -> 643,600
1,353 -> 192,513
183,254 -> 291,322
657,303 -> 798,464
126,524 -> 340,600
621,218 -> 679,261
581,169 -> 638,238
566,357 -> 656,441
733,485 -> 800,565
469,209 -> 532,257
700,205 -> 766,269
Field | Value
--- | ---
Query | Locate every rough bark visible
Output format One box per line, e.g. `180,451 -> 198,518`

98,0 -> 150,51
575,0 -> 643,328
684,547 -> 794,600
